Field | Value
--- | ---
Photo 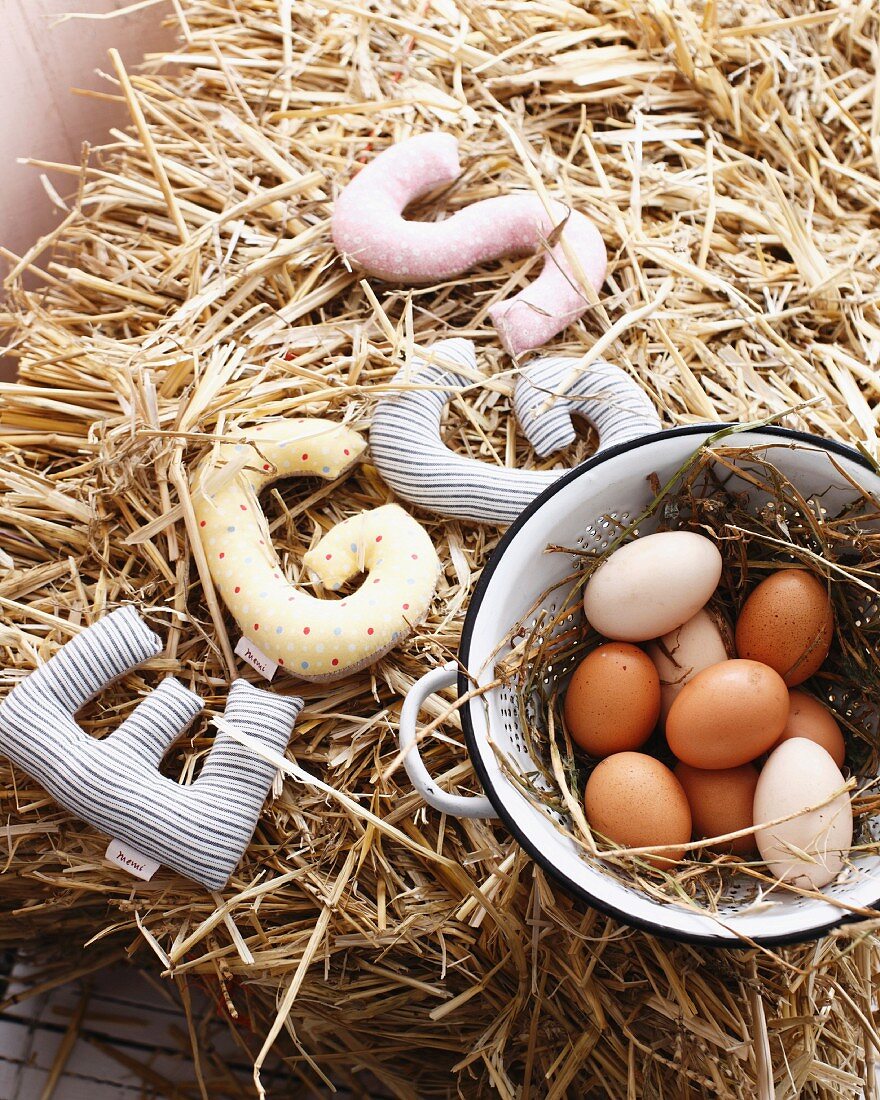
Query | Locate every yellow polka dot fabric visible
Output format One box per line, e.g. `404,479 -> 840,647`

192,419 -> 441,681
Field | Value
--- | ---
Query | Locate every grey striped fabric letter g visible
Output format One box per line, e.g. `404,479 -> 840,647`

370,338 -> 660,526
0,606 -> 303,890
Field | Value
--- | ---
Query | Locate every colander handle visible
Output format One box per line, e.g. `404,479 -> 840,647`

399,662 -> 498,819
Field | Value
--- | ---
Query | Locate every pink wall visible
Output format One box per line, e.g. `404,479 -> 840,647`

1,0 -> 174,375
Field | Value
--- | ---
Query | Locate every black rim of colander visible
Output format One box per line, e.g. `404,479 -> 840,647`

457,422 -> 879,948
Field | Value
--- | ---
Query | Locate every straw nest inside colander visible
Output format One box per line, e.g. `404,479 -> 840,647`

493,436 -> 880,917
1,0 -> 880,1096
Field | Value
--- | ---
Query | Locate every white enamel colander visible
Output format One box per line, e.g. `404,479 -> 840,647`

399,425 -> 880,946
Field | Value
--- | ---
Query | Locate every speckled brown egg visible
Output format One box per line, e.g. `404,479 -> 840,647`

770,689 -> 845,768
674,762 -> 760,857
584,752 -> 692,868
563,643 -> 660,757
734,569 -> 833,686
666,659 -> 790,769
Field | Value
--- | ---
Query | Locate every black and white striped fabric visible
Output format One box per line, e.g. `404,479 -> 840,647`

0,606 -> 303,890
512,353 -> 661,458
369,338 -> 661,525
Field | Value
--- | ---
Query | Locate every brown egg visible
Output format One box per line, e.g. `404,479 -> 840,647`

674,763 -> 760,857
666,659 -> 789,769
563,643 -> 660,757
585,752 -> 692,867
770,690 -> 845,768
734,569 -> 833,686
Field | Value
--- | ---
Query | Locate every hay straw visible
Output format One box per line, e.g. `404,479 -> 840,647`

2,0 -> 880,1095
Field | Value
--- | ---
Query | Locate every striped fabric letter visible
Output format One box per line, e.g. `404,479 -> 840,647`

370,338 -> 660,525
0,607 -> 303,890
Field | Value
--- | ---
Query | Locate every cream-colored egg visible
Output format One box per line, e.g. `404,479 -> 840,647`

753,738 -> 852,889
583,531 -> 723,642
647,608 -> 732,727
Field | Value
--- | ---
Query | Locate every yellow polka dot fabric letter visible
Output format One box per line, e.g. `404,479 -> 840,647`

192,419 -> 441,681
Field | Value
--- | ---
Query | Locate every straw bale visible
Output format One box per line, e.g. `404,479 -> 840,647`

1,0 -> 880,1095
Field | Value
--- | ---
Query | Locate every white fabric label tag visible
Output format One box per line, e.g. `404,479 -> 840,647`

235,636 -> 278,680
106,840 -> 161,881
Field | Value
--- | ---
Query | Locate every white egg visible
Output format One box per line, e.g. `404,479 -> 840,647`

753,738 -> 852,889
583,531 -> 722,642
646,608 -> 732,728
